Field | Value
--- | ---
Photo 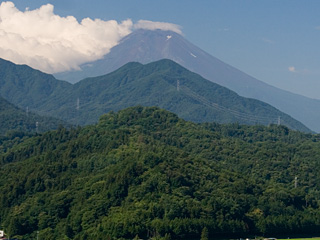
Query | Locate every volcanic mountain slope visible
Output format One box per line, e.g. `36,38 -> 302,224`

55,29 -> 320,132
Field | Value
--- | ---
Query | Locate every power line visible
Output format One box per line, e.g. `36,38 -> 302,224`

161,74 -> 287,126
180,84 -> 279,125
167,76 -> 280,125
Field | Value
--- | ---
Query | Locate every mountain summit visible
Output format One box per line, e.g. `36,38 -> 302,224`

55,29 -> 320,132
55,29 -> 227,83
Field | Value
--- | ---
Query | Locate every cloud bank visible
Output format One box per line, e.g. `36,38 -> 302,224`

0,2 -> 182,74
134,20 -> 182,35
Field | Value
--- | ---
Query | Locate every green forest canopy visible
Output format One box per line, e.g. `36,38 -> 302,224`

0,106 -> 320,240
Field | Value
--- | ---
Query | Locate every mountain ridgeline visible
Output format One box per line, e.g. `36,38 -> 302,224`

0,106 -> 320,240
0,58 -> 70,108
0,58 -> 310,132
56,29 -> 320,133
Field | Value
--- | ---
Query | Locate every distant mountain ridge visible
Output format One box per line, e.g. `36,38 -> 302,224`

0,57 -> 310,132
55,29 -> 320,132
0,96 -> 68,135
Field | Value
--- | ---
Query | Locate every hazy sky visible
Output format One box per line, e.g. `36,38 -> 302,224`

1,0 -> 320,99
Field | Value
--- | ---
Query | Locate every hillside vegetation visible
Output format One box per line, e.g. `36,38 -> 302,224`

0,58 -> 310,132
0,106 -> 320,240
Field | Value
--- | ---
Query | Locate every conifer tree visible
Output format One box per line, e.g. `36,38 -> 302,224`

201,227 -> 209,240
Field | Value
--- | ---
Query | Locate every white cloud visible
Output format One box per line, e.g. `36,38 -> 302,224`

288,66 -> 315,75
0,2 -> 184,74
0,1 -> 133,73
288,66 -> 296,73
134,20 -> 182,35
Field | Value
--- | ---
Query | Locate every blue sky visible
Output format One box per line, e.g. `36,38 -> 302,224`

2,0 -> 320,99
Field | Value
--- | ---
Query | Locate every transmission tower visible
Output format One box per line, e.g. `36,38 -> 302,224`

177,80 -> 180,92
76,98 -> 80,110
36,121 -> 39,132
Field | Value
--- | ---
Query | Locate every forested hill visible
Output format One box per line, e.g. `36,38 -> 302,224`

0,57 -> 311,132
0,106 -> 320,240
49,59 -> 310,132
0,96 -> 68,135
0,58 -> 71,109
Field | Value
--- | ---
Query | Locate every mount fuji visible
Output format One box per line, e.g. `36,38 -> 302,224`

55,29 -> 320,132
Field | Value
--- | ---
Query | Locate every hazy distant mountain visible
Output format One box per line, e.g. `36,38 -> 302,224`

55,29 -> 320,132
0,57 -> 309,132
